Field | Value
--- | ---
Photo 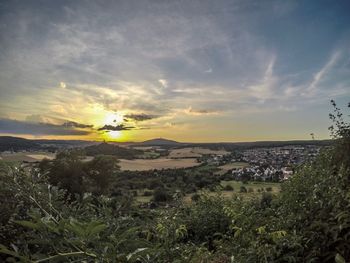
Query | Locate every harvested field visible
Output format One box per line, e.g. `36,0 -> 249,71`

0,152 -> 55,162
168,147 -> 229,158
119,158 -> 200,171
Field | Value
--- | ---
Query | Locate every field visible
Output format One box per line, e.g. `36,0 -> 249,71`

220,180 -> 281,193
118,158 -> 200,171
183,181 -> 281,203
135,180 -> 281,204
0,152 -> 55,162
215,161 -> 249,175
168,147 -> 229,158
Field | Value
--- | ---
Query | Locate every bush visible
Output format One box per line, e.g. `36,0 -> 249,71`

223,185 -> 234,191
191,193 -> 201,202
265,187 -> 273,192
248,187 -> 254,193
260,192 -> 273,207
152,188 -> 172,203
143,190 -> 153,196
239,186 -> 247,193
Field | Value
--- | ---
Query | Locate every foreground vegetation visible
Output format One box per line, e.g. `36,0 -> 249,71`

0,102 -> 349,262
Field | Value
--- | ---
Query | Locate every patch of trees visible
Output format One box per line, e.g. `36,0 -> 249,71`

39,150 -> 120,196
0,136 -> 40,151
84,142 -> 141,159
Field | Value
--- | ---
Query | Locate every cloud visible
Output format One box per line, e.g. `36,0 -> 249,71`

305,51 -> 341,95
98,124 -> 135,131
0,0 -> 349,141
62,121 -> 93,128
124,113 -> 160,122
247,56 -> 277,101
60,82 -> 66,89
185,106 -> 219,116
0,118 -> 91,136
158,79 -> 168,88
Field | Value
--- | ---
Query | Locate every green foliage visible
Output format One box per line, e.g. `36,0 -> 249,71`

239,186 -> 247,193
152,188 -> 173,203
223,184 -> 234,191
84,143 -> 141,159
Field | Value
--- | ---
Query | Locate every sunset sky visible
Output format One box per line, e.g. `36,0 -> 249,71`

0,0 -> 349,142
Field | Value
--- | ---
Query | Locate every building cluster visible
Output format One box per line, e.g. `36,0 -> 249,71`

230,145 -> 321,181
232,166 -> 293,181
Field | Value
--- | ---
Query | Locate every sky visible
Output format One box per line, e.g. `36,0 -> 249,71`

0,0 -> 349,142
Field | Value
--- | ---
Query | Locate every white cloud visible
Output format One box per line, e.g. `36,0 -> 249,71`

158,79 -> 168,88
305,51 -> 341,95
60,82 -> 66,89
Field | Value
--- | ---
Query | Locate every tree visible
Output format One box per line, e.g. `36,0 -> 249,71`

85,155 -> 120,195
45,150 -> 87,196
153,188 -> 172,202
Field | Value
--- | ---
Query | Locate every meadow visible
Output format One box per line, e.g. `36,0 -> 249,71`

167,147 -> 229,158
136,180 -> 281,204
0,152 -> 55,162
118,158 -> 200,171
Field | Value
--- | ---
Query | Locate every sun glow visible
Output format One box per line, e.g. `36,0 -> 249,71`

104,112 -> 124,125
108,131 -> 121,138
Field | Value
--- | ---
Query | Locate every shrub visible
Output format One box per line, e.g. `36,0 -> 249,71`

152,188 -> 172,202
191,193 -> 201,202
265,187 -> 273,192
260,192 -> 273,207
223,185 -> 234,191
143,190 -> 153,196
239,186 -> 247,193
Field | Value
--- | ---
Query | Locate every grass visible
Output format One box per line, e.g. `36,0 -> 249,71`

135,195 -> 153,203
134,180 -> 281,204
118,158 -> 200,171
220,180 -> 280,192
184,180 -> 281,203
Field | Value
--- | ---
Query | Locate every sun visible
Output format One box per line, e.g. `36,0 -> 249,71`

108,131 -> 121,139
104,112 -> 124,125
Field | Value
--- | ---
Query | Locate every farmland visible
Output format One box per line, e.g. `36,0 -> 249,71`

0,152 -> 55,162
137,180 -> 281,204
167,147 -> 229,158
118,158 -> 200,171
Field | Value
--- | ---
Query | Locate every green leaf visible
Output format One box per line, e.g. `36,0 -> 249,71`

0,244 -> 32,262
14,220 -> 41,230
335,253 -> 346,263
87,222 -> 107,237
126,248 -> 148,261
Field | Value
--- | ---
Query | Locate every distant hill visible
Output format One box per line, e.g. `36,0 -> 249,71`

84,143 -> 141,159
189,140 -> 334,150
0,136 -> 40,151
140,138 -> 181,146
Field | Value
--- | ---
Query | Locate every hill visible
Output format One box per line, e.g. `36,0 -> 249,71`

140,138 -> 182,146
84,143 -> 141,159
0,136 -> 40,151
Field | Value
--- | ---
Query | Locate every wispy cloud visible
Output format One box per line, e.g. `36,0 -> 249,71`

124,113 -> 160,122
184,107 -> 220,116
305,51 -> 341,95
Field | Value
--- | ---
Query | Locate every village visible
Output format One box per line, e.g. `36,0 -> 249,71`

204,145 -> 322,182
